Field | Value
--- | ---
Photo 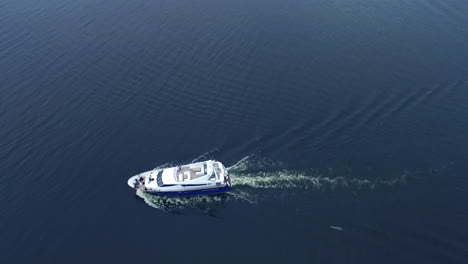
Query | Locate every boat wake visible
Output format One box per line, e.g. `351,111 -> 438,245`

230,168 -> 407,190
228,156 -> 407,190
136,155 -> 409,212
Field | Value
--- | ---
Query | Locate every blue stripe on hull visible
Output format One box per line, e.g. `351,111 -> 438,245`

146,185 -> 231,197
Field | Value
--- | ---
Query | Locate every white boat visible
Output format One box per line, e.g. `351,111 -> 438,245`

127,160 -> 231,197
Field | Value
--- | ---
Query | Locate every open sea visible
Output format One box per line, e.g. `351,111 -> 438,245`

1,0 -> 468,263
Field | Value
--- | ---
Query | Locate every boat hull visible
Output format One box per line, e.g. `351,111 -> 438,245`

142,184 -> 231,197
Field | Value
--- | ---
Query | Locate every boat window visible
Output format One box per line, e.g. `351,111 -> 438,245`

209,173 -> 216,181
157,170 -> 164,186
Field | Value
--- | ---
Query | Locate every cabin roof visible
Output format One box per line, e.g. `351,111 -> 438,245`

161,168 -> 177,185
145,160 -> 225,188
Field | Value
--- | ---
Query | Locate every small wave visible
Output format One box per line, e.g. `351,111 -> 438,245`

227,155 -> 284,172
136,188 -> 259,214
136,190 -> 229,212
153,162 -> 175,170
191,148 -> 220,163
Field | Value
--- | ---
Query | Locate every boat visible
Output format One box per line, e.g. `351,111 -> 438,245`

127,160 -> 231,197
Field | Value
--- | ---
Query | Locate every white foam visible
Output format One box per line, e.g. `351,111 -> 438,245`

136,189 -> 227,212
330,226 -> 343,231
231,172 -> 407,190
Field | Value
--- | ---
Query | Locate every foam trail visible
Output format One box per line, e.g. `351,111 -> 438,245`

229,156 -> 408,190
231,171 -> 407,190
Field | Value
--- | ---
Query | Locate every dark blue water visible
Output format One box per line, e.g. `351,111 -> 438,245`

1,0 -> 468,263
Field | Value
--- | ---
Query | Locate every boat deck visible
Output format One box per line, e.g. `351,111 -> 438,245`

176,163 -> 207,182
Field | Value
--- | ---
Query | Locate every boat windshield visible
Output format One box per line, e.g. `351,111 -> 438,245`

156,170 -> 164,186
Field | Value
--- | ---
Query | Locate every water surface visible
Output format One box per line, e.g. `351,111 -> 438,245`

1,0 -> 468,263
